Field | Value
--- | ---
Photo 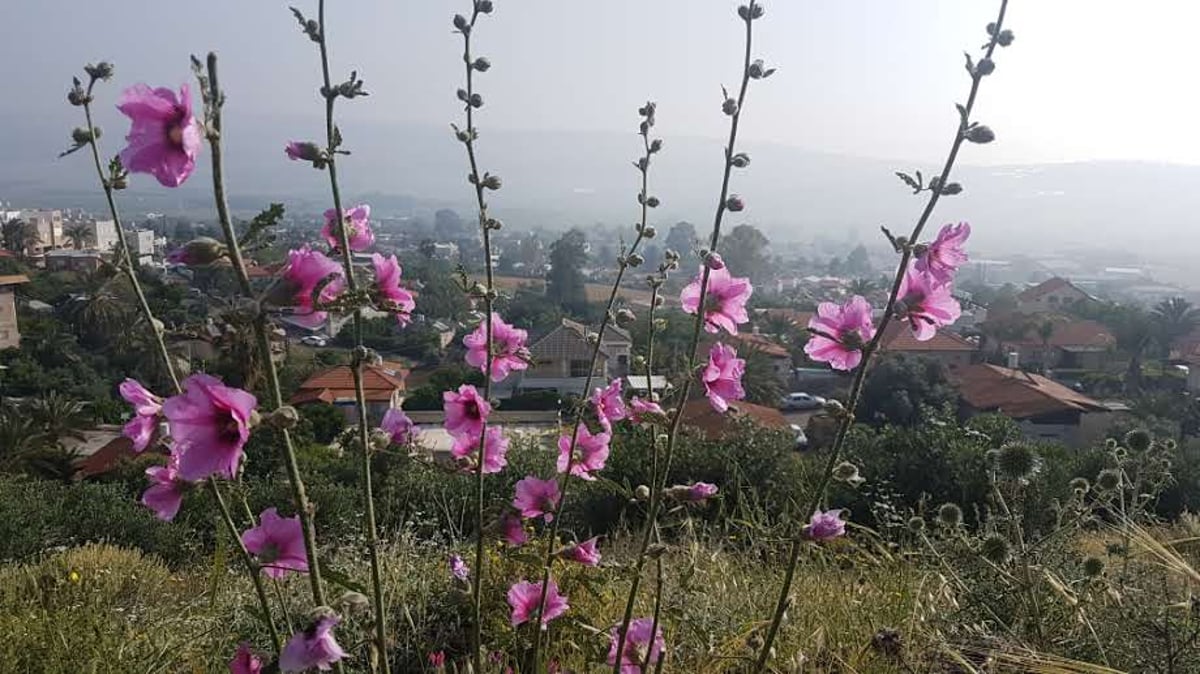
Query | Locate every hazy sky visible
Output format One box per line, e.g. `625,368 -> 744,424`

5,0 -> 1200,166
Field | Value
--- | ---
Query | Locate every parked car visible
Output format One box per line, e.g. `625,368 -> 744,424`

300,335 -> 328,347
790,424 -> 809,449
779,392 -> 825,411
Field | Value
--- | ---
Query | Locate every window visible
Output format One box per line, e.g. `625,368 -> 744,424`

569,359 -> 591,377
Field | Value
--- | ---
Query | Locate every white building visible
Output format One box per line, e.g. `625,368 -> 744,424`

87,219 -> 119,252
127,229 -> 156,263
20,209 -> 63,253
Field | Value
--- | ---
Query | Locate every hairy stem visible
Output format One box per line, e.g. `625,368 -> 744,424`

211,477 -> 283,653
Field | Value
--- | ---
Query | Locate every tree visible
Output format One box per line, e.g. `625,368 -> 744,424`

720,224 -> 771,282
546,228 -> 590,317
859,355 -> 957,427
742,350 -> 784,406
1107,305 -> 1154,393
1153,297 -> 1200,353
664,221 -> 698,256
65,223 -> 91,250
1037,319 -> 1056,373
2,219 -> 39,257
434,208 -> 467,239
848,278 -> 877,297
844,244 -> 872,277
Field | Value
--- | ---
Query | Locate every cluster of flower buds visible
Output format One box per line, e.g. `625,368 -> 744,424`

468,172 -> 502,190
985,22 -> 1014,47
84,61 -> 114,83
748,59 -> 776,80
289,7 -> 322,43
67,77 -> 91,106
737,2 -> 765,21
456,87 -> 484,109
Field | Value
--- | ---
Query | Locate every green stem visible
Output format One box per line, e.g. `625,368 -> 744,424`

210,478 -> 283,654
751,2 -> 1010,668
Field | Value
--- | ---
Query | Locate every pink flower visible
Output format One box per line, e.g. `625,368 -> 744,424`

464,313 -> 529,382
513,476 -> 561,521
507,579 -> 569,628
119,378 -> 162,453
116,83 -> 202,188
282,245 -> 346,328
162,374 -> 257,481
562,537 -> 601,567
686,482 -> 719,502
897,266 -> 962,341
241,507 -> 308,579
428,651 -> 447,669
915,222 -> 970,284
229,642 -> 263,674
680,265 -> 752,335
449,554 -> 470,582
592,379 -> 627,427
284,142 -> 306,161
371,253 -> 416,326
380,407 -> 417,445
608,618 -> 666,674
556,425 -> 611,480
321,204 -> 375,252
443,385 -> 491,440
141,453 -> 187,521
280,615 -> 348,672
450,425 -> 509,474
629,397 -> 666,424
804,295 -> 877,371
702,343 -> 745,413
803,509 -> 846,542
501,512 -> 528,547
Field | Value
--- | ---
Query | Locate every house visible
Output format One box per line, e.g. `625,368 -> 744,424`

126,228 -> 156,263
1014,277 -> 1095,314
878,323 -> 977,370
0,274 -> 29,349
45,249 -> 106,272
20,209 -> 63,254
69,219 -> 118,252
724,331 -> 793,382
679,399 -> 801,444
984,314 -> 1115,372
511,319 -> 632,396
291,361 -> 409,424
951,363 -> 1118,446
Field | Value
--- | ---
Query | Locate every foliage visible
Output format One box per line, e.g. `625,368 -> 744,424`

858,355 -> 957,426
545,228 -> 590,318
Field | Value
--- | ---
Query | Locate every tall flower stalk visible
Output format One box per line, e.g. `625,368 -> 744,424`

287,2 -> 390,669
67,63 -> 283,655
751,2 -> 1011,669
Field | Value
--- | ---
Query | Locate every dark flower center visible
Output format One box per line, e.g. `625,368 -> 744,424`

219,414 -> 242,444
465,400 -> 481,420
259,541 -> 280,564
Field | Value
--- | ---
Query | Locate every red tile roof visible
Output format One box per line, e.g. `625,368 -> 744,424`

1017,277 -> 1089,302
680,399 -> 791,438
951,363 -> 1108,418
291,362 -> 408,404
729,332 -> 791,358
73,436 -> 136,479
995,316 -> 1115,349
756,308 -> 815,328
879,323 -> 976,353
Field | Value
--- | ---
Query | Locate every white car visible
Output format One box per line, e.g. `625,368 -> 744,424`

779,392 -> 826,411
300,335 -> 328,347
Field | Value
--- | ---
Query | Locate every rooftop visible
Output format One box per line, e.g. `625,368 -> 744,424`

952,364 -> 1109,419
0,274 -> 30,286
291,361 -> 409,405
1017,277 -> 1093,302
680,399 -> 791,439
879,323 -> 976,353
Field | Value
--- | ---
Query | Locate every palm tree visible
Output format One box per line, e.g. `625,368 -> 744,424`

64,223 -> 92,250
0,407 -> 47,468
1,219 -> 40,258
741,349 -> 785,406
1153,297 -> 1200,358
848,277 -> 877,296
1109,305 -> 1154,393
26,392 -> 91,445
1037,319 -> 1055,373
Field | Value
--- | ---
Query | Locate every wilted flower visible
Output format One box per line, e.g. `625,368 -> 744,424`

141,453 -> 187,521
608,618 -> 665,673
629,396 -> 666,424
507,579 -> 569,628
162,374 -> 257,481
702,342 -> 745,413
561,537 -> 601,567
166,237 -> 226,266
805,296 -> 876,371
119,378 -> 162,453
680,265 -> 752,335
803,509 -> 846,542
321,204 -> 375,252
241,507 -> 308,579
513,476 -> 561,521
914,222 -> 970,284
116,83 -> 201,187
371,253 -> 416,326
279,614 -> 348,672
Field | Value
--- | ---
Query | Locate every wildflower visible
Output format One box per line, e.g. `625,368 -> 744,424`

1082,556 -> 1106,577
592,378 -> 628,427
449,554 -> 470,582
680,264 -> 752,335
936,502 -> 964,527
116,83 -> 201,187
803,509 -> 846,542
896,266 -> 961,341
371,253 -> 416,326
280,614 -> 348,672
428,651 -> 447,670
380,407 -> 416,445
1069,477 -> 1090,494
996,443 -> 1038,480
980,534 -> 1011,564
562,537 -> 601,567
141,453 -> 187,521
556,425 -> 611,480
282,245 -> 346,328
162,374 -> 257,481
906,516 -> 926,533
804,296 -> 876,371
507,579 -> 569,628
607,618 -> 665,674
229,642 -> 263,674
119,378 -> 162,453
241,507 -> 308,579
512,476 -> 561,522
629,396 -> 666,424
443,384 -> 491,440
464,313 -> 529,382
321,204 -> 374,252
450,425 -> 509,474
1096,468 -> 1122,491
702,342 -> 745,413
500,512 -> 528,546
1124,428 -> 1152,452
915,222 -> 970,284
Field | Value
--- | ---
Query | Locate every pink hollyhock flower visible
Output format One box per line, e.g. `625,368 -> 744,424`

241,507 -> 308,579
116,83 -> 202,188
702,342 -> 745,413
371,253 -> 416,327
141,453 -> 187,521
450,425 -> 509,474
280,615 -> 348,672
608,618 -> 666,674
680,264 -> 752,335
687,482 -> 719,502
629,397 -> 666,424
592,379 -> 627,427
501,512 -> 528,546
284,142 -> 306,161
556,425 -> 611,480
915,222 -> 970,284
507,579 -> 569,628
428,651 -> 447,669
897,266 -> 962,341
804,295 -> 877,371
282,245 -> 346,328
120,378 -> 162,453
449,554 -> 470,581
443,384 -> 491,440
464,313 -> 530,382
380,407 -> 417,445
803,509 -> 846,542
229,642 -> 263,674
562,537 -> 601,567
162,374 -> 257,481
513,476 -> 561,521
322,204 -> 375,252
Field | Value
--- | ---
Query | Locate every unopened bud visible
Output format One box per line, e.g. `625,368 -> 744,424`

634,485 -> 651,501
641,225 -> 657,239
167,237 -> 226,266
84,62 -> 114,82
481,174 -> 502,190
965,125 -> 995,144
627,253 -> 644,268
632,355 -> 647,370
940,182 -> 963,196
996,29 -> 1014,46
730,152 -> 751,168
268,406 -> 301,430
586,332 -> 600,345
737,4 -> 765,20
452,14 -> 470,32
975,58 -> 995,76
616,308 -> 637,326
469,282 -> 488,297
653,295 -> 664,308
645,196 -> 660,208
649,138 -> 663,154
469,93 -> 483,109
71,127 -> 96,145
151,318 -> 165,335
472,57 -> 491,72
705,252 -> 726,270
475,0 -> 494,13
486,218 -> 503,230
248,410 -> 263,429
725,195 -> 745,212
335,591 -> 370,616
722,98 -> 739,116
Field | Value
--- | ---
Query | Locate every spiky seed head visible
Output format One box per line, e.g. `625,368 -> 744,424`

1096,468 -> 1122,491
1068,477 -> 1090,495
937,503 -> 963,528
906,516 -> 926,533
997,443 -> 1037,480
980,534 -> 1011,565
1082,556 -> 1105,577
1124,428 -> 1152,452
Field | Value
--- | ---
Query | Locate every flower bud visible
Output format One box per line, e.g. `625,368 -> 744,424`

980,534 -> 1011,564
67,80 -> 90,107
486,218 -> 503,230
472,57 -> 492,72
84,62 -> 114,82
634,485 -> 651,501
722,98 -> 739,116
730,152 -> 751,168
616,308 -> 637,327
71,127 -> 96,145
469,282 -> 488,297
645,196 -> 660,208
737,3 -> 765,20
832,461 -> 861,483
1124,428 -> 1152,452
167,237 -> 226,266
705,252 -> 726,270
641,225 -> 657,239
335,590 -> 371,616
476,0 -> 494,13
975,58 -> 995,76
453,14 -> 470,32
632,355 -> 647,370
936,502 -> 963,527
1082,556 -> 1105,577
939,182 -> 963,196
964,125 -> 995,144
468,93 -> 484,109
725,195 -> 745,212
627,253 -> 644,268
649,138 -> 663,154
653,295 -> 664,308
481,174 -> 502,190
1096,468 -> 1122,491
996,29 -> 1014,46
748,59 -> 765,79
586,332 -> 600,345
906,516 -> 926,533
267,406 -> 301,430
